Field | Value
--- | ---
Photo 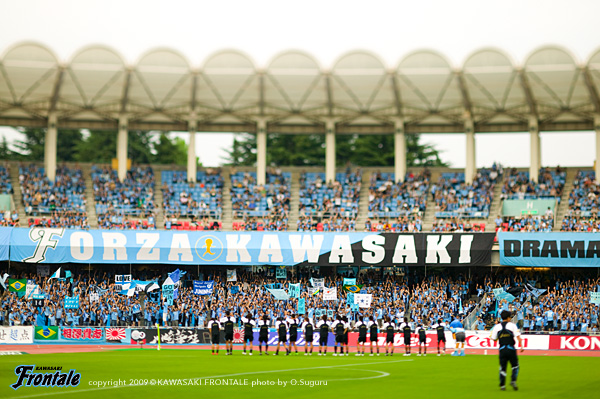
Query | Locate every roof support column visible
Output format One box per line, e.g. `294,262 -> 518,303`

394,118 -> 406,182
45,113 -> 57,182
187,118 -> 197,183
465,118 -> 476,185
117,114 -> 128,181
256,118 -> 267,186
325,119 -> 336,183
529,116 -> 540,183
595,115 -> 600,180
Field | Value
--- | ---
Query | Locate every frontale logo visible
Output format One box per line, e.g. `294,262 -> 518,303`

11,365 -> 81,390
195,235 -> 223,262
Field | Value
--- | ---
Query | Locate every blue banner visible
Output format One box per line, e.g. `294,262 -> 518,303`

347,292 -> 355,305
193,281 -> 214,295
163,285 -> 174,305
64,296 -> 79,309
288,283 -> 300,299
8,228 -> 494,266
297,298 -> 305,314
0,227 -> 11,261
343,278 -> 356,286
499,232 -> 600,267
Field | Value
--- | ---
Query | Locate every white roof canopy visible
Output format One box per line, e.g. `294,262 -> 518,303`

1,42 -> 599,134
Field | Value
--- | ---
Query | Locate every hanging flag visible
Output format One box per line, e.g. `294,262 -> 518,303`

343,278 -> 356,286
355,293 -> 372,308
227,269 -> 237,282
310,278 -> 324,288
308,287 -> 320,296
288,283 -> 300,299
323,287 -> 337,301
266,288 -> 290,300
35,326 -> 58,340
276,267 -> 287,279
298,298 -> 306,314
343,284 -> 364,293
8,279 -> 26,297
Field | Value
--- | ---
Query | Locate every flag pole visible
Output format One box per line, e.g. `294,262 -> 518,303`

156,323 -> 161,351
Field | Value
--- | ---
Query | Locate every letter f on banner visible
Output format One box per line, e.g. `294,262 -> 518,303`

23,228 -> 65,263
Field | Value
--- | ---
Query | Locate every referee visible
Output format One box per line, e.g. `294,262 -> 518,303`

491,310 -> 523,391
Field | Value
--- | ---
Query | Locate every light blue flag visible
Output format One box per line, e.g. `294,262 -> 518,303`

288,283 -> 300,299
343,278 -> 356,286
64,295 -> 79,309
266,288 -> 290,300
347,292 -> 355,305
163,284 -> 174,305
350,302 -> 359,312
327,309 -> 334,319
298,298 -> 306,314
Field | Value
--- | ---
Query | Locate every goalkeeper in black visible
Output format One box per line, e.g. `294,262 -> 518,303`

491,310 -> 524,391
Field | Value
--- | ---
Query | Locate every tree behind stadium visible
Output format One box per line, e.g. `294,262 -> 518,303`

225,133 -> 447,167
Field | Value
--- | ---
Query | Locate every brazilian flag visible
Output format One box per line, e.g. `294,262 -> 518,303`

8,279 -> 26,297
35,326 -> 59,340
343,284 -> 364,293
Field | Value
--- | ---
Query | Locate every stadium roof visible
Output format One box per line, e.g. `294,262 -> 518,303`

0,42 -> 599,134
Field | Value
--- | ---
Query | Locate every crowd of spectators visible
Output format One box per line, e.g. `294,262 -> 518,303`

0,165 -> 18,226
368,171 -> 429,217
299,170 -> 361,217
296,215 -> 356,232
0,165 -> 13,194
5,266 -> 596,334
496,213 -> 554,232
364,216 -> 422,232
431,168 -> 498,219
561,170 -> 598,232
19,164 -> 87,229
432,218 -> 486,232
92,165 -> 156,229
230,169 -> 291,231
501,166 -> 566,201
161,169 -> 223,222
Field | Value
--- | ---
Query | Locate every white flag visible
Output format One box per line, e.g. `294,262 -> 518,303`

355,293 -> 372,308
323,287 -> 337,301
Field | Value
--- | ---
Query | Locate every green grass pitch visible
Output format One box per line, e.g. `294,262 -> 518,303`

1,349 -> 598,399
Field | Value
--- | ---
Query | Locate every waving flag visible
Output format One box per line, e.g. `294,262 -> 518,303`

355,293 -> 372,308
298,298 -> 306,314
266,288 -> 290,300
346,292 -> 355,305
50,267 -> 71,280
308,287 -> 320,296
323,287 -> 337,301
343,284 -> 364,293
8,279 -> 26,297
0,272 -> 8,291
310,278 -> 324,288
343,278 -> 356,286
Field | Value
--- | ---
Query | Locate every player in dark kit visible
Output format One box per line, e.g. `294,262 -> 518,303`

241,313 -> 256,355
355,317 -> 368,356
382,316 -> 396,356
491,310 -> 524,391
220,311 -> 236,355
416,324 -> 427,356
368,316 -> 379,356
432,319 -> 446,356
287,313 -> 299,355
342,316 -> 350,356
400,318 -> 412,356
275,317 -> 289,355
207,317 -> 221,355
257,314 -> 270,355
332,315 -> 345,356
302,314 -> 314,355
317,315 -> 330,356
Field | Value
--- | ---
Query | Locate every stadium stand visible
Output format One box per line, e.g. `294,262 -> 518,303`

366,170 -> 428,232
0,164 -> 18,226
92,165 -> 156,229
161,169 -> 223,231
19,164 -> 88,229
230,169 -> 291,231
561,170 -> 599,232
297,169 -> 361,232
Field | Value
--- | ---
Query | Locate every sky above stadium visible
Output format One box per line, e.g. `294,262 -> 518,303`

1,0 -> 599,168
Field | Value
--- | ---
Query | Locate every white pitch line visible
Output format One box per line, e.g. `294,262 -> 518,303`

325,368 -> 390,381
10,359 -> 412,399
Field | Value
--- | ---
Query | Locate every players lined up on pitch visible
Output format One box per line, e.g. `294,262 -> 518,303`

206,311 -> 462,357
